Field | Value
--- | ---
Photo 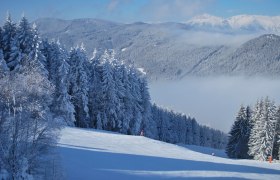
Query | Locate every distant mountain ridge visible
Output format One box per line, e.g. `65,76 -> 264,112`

186,14 -> 280,33
35,16 -> 280,80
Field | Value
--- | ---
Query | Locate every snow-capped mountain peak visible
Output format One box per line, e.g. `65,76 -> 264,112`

186,14 -> 280,33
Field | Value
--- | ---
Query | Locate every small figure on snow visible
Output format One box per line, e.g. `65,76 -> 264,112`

211,152 -> 215,156
140,129 -> 144,136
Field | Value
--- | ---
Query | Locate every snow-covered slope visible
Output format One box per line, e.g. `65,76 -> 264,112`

58,127 -> 280,180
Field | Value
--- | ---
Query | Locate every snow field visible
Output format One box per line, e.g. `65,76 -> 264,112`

58,127 -> 280,180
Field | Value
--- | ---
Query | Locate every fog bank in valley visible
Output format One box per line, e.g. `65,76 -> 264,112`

149,76 -> 280,132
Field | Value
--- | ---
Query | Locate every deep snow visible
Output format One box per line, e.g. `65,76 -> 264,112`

58,127 -> 280,180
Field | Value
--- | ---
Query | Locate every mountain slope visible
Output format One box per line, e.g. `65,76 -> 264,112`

35,17 -> 280,80
215,34 -> 280,76
58,127 -> 280,180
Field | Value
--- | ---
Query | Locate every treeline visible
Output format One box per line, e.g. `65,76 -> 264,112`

0,14 -> 227,178
226,97 -> 280,161
152,105 -> 227,149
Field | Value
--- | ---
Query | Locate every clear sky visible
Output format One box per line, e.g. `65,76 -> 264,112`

0,0 -> 280,23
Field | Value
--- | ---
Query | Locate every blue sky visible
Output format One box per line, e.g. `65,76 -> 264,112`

0,0 -> 279,23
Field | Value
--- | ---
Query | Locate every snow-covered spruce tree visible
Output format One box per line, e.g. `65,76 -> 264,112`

2,13 -> 16,65
119,64 -> 133,134
43,40 -> 75,126
100,50 -> 119,131
16,16 -> 34,56
177,115 -> 188,144
128,67 -> 143,135
88,49 -> 103,129
226,105 -> 251,159
139,72 -> 158,139
0,49 -> 9,78
248,98 -> 277,161
200,125 -> 212,147
273,106 -> 280,159
7,36 -> 22,71
0,27 -> 3,50
192,118 -> 200,146
111,52 -> 126,131
42,40 -> 62,82
29,23 -> 48,76
185,117 -> 193,145
69,46 -> 90,128
54,57 -> 75,126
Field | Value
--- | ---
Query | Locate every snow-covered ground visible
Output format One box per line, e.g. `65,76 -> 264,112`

58,127 -> 280,180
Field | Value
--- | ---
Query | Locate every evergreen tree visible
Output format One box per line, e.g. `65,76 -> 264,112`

185,117 -> 193,144
248,98 -> 277,161
53,58 -> 75,126
140,74 -> 158,139
69,46 -> 90,128
273,106 -> 280,159
119,64 -> 133,134
100,51 -> 119,130
0,50 -> 9,78
192,118 -> 200,145
0,27 -> 3,50
2,13 -> 17,64
7,37 -> 22,70
16,16 -> 34,55
226,105 -> 251,159
88,50 -> 104,129
111,53 -> 125,131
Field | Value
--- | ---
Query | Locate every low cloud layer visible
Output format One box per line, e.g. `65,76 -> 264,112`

149,76 -> 280,132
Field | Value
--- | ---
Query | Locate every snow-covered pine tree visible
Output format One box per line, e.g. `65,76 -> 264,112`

0,49 -> 9,78
69,46 -> 90,128
185,117 -> 193,145
248,99 -> 263,159
29,23 -> 48,76
248,98 -> 277,161
2,13 -> 16,65
139,73 -> 158,139
200,125 -> 212,147
7,36 -> 22,70
99,50 -> 120,131
16,15 -> 33,55
0,27 -> 3,50
177,115 -> 187,143
53,58 -> 75,126
199,125 -> 206,147
18,25 -> 48,78
273,106 -> 280,159
192,118 -> 200,145
128,67 -> 143,135
111,52 -> 125,131
88,49 -> 103,128
226,105 -> 251,159
119,64 -> 133,134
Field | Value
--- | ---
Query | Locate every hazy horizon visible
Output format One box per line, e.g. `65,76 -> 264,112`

149,76 -> 280,132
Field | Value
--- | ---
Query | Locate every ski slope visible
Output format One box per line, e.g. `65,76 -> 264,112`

58,127 -> 280,180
